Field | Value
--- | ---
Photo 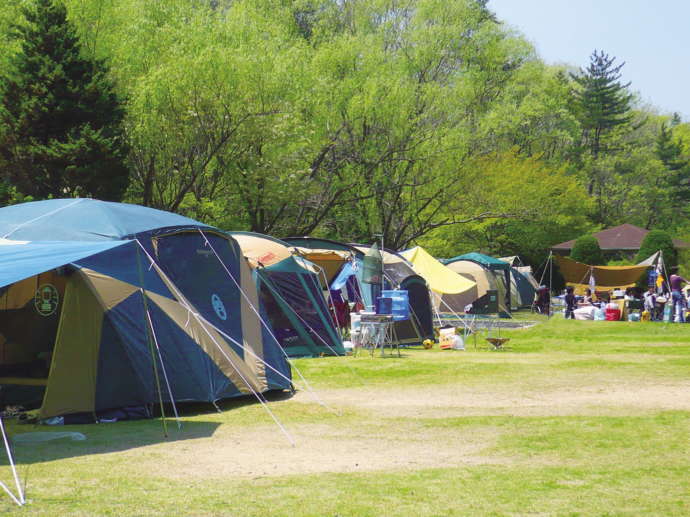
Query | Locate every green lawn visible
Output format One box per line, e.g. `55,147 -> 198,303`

1,317 -> 688,516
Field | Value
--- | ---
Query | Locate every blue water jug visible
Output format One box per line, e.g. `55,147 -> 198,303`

381,290 -> 409,321
376,296 -> 393,315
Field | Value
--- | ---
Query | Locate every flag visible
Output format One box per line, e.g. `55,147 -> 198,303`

362,242 -> 383,285
588,270 -> 596,292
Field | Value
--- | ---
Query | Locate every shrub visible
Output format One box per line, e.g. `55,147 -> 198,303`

634,230 -> 678,268
570,234 -> 605,265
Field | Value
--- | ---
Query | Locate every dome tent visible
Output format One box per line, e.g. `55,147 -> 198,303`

0,199 -> 291,420
231,231 -> 344,357
441,259 -> 506,314
443,252 -> 512,314
399,246 -> 476,315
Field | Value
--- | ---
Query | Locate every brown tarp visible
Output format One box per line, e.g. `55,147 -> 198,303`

554,255 -> 648,291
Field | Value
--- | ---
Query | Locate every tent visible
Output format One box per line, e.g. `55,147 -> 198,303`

496,257 -> 537,309
354,245 -> 435,346
283,237 -> 373,307
0,199 -> 291,420
231,232 -> 344,357
499,257 -> 541,290
399,247 -> 475,315
441,259 -> 507,314
444,253 -> 512,312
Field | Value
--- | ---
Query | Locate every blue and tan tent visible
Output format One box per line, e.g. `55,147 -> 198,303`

0,199 -> 291,420
231,232 -> 344,357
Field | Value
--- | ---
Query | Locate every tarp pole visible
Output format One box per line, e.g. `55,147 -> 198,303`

144,302 -> 182,429
549,251 -> 553,316
0,417 -> 24,506
134,242 -> 171,436
136,241 -> 297,446
193,232 -> 342,408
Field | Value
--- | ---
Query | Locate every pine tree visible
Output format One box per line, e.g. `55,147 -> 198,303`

655,123 -> 690,221
570,50 -> 634,162
0,0 -> 129,201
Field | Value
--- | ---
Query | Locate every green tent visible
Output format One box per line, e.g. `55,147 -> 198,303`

232,232 -> 344,357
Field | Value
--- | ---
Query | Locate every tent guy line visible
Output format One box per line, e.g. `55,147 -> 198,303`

135,239 -> 297,446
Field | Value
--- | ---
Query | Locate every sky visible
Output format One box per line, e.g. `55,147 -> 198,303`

488,0 -> 690,120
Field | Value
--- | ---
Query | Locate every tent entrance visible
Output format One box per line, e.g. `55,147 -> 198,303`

0,271 -> 68,406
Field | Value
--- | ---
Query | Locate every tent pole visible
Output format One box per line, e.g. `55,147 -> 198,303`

134,243 -> 170,437
193,238 -> 346,408
549,251 -> 553,317
138,241 -> 297,446
144,303 -> 182,429
0,417 -> 23,506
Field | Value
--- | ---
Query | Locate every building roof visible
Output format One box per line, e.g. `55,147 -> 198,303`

552,223 -> 690,251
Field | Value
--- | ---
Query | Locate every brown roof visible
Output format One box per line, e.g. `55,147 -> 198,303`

552,224 -> 690,251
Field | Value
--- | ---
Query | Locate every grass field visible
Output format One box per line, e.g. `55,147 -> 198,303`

1,317 -> 689,516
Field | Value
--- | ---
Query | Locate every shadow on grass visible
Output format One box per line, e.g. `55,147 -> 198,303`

2,390 -> 295,465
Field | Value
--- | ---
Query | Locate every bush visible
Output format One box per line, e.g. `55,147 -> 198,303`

634,230 -> 678,268
570,234 -> 605,265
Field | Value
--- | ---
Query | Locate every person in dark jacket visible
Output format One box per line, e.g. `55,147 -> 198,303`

564,286 -> 577,319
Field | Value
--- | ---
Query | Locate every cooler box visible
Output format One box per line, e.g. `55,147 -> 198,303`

605,307 -> 621,321
381,290 -> 409,321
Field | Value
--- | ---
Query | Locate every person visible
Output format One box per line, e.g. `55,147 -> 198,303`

564,286 -> 577,319
643,286 -> 657,320
534,286 -> 550,315
624,287 -> 634,301
669,267 -> 688,323
581,288 -> 594,306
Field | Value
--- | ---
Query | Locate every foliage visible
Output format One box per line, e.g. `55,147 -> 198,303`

634,229 -> 678,268
0,0 -> 128,201
420,151 -> 592,266
0,0 -> 687,271
570,234 -> 605,265
569,50 -> 635,223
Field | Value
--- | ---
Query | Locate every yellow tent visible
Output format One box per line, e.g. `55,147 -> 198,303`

400,247 -> 475,295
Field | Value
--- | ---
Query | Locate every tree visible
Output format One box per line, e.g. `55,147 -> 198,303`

0,0 -> 128,201
570,50 -> 634,162
570,234 -> 605,265
569,50 -> 634,223
655,123 -> 690,224
634,229 -> 678,268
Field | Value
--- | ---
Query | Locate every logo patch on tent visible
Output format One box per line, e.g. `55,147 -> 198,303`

211,294 -> 227,320
34,284 -> 59,316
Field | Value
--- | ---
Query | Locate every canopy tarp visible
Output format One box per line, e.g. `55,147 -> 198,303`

0,239 -> 129,288
554,255 -> 649,291
400,247 -> 475,295
0,198 -> 209,241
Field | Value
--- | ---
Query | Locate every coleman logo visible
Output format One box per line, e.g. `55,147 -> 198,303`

211,294 -> 227,320
35,284 -> 59,316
